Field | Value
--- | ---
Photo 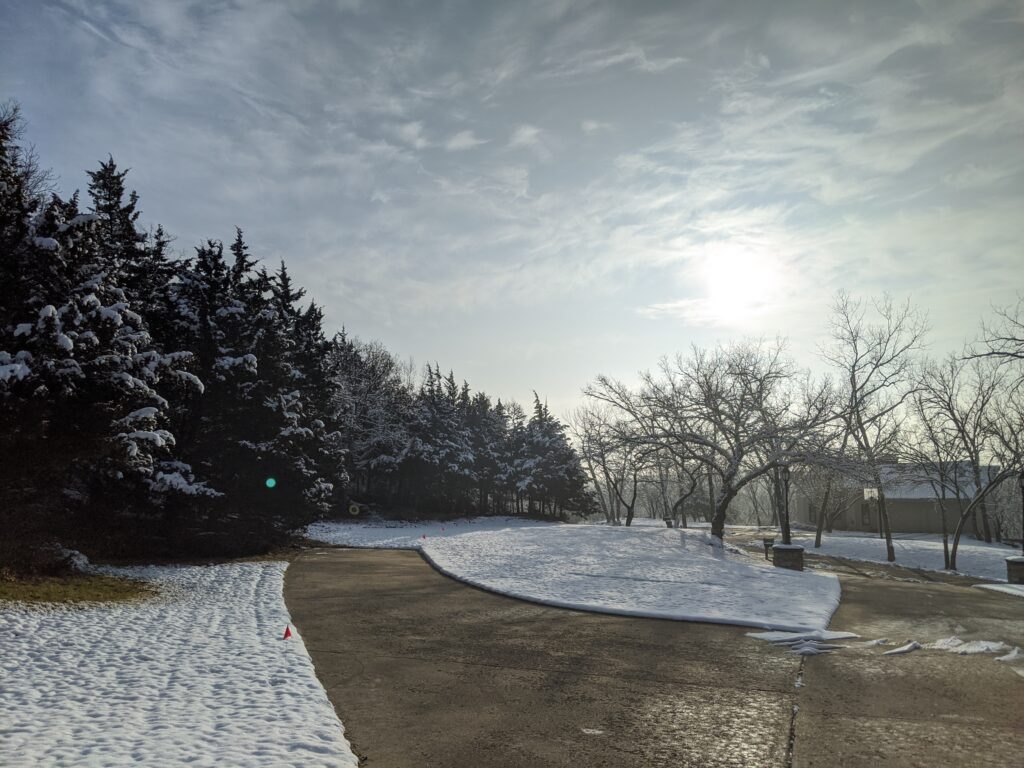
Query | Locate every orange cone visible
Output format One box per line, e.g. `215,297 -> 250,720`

283,625 -> 292,640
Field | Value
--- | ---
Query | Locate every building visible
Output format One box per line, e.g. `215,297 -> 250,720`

790,463 -> 999,536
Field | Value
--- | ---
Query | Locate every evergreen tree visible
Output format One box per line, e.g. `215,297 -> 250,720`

2,103 -> 593,565
1,179 -> 201,567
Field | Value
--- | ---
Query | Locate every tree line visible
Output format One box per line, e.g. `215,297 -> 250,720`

574,293 -> 1024,571
0,104 -> 589,572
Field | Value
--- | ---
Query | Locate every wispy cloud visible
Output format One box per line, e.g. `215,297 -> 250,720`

507,124 -> 541,149
581,119 -> 612,135
3,0 -> 1022,411
445,130 -> 488,151
394,121 -> 429,149
541,44 -> 686,79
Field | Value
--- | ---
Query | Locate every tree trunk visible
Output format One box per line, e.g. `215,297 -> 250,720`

948,480 -> 1008,569
707,469 -> 716,524
710,487 -> 736,541
970,506 -> 982,540
671,496 -> 688,528
971,465 -> 993,543
876,486 -> 896,562
937,497 -> 950,570
814,480 -> 832,548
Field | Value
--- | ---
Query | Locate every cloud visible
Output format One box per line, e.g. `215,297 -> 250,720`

942,163 -> 1018,190
581,119 -> 612,135
445,130 -> 488,151
541,44 -> 687,79
3,0 -> 1022,412
394,121 -> 429,149
508,124 -> 541,149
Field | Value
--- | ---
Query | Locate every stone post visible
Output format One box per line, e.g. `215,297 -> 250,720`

1007,556 -> 1024,585
772,544 -> 804,571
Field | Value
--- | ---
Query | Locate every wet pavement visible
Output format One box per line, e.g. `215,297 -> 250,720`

286,548 -> 798,767
285,546 -> 1024,767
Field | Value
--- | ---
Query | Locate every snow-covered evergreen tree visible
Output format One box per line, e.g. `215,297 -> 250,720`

0,144 -> 202,565
2,103 -> 591,568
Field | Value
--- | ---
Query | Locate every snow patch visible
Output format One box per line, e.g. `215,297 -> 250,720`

883,641 -> 922,656
924,636 -> 1010,655
0,562 -> 357,766
794,532 -> 1018,582
32,236 -> 59,251
977,583 -> 1024,599
996,647 -> 1023,663
747,629 -> 859,644
310,519 -> 842,631
747,629 -> 858,656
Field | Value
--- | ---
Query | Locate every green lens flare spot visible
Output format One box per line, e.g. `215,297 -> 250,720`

265,477 -> 277,489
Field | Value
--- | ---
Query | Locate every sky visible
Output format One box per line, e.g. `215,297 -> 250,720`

2,0 -> 1022,417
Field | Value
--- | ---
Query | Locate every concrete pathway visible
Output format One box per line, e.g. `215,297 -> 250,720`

789,554 -> 1024,768
284,548 -> 1024,768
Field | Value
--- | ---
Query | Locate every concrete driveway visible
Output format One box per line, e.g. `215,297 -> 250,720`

284,548 -> 1024,768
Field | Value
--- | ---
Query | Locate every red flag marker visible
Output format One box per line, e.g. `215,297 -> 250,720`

283,626 -> 292,640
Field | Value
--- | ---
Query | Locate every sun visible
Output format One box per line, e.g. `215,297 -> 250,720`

698,243 -> 784,326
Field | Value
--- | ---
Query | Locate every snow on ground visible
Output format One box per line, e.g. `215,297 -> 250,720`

747,629 -> 860,656
306,515 -> 548,548
0,563 -> 357,767
309,519 -> 841,632
924,636 -> 1009,655
789,531 -> 1019,582
883,641 -> 923,656
977,583 -> 1024,599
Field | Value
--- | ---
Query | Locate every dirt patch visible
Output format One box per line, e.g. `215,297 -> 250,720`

0,572 -> 154,604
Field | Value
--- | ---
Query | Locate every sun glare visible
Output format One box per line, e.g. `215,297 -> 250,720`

699,244 -> 784,326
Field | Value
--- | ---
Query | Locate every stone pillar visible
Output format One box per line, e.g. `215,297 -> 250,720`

772,544 -> 804,571
1007,556 -> 1024,585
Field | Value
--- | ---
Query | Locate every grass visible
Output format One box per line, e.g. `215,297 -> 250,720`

0,572 -> 154,604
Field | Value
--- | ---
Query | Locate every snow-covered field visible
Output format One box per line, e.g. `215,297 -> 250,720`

791,531 -> 1020,582
308,518 -> 841,632
0,562 -> 357,767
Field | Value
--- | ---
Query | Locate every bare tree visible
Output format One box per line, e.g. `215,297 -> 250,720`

740,476 -> 775,528
568,404 -> 620,524
903,391 -> 975,568
790,454 -> 861,548
916,355 -> 1003,542
971,295 -> 1024,367
635,448 -> 699,527
822,292 -> 928,562
569,404 -> 651,526
946,387 -> 1024,569
587,340 -> 835,542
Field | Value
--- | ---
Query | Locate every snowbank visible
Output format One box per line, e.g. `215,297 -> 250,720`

977,583 -> 1024,599
0,563 -> 357,767
306,515 -> 548,549
791,531 -> 1018,582
309,519 -> 841,632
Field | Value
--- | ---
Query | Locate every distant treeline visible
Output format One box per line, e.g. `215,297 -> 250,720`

0,104 -> 590,570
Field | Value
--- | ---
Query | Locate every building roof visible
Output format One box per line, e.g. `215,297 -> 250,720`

874,462 -> 1002,500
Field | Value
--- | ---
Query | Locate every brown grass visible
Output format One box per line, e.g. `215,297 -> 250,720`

0,573 -> 154,604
